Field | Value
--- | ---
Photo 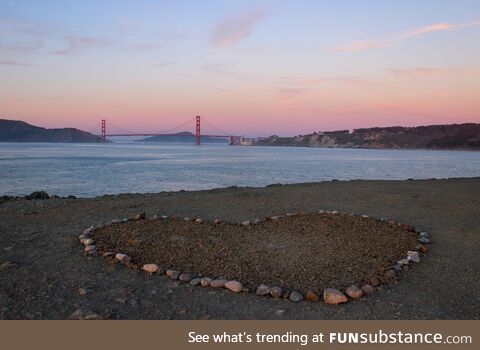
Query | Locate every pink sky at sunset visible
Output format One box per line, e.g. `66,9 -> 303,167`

1,0 -> 480,137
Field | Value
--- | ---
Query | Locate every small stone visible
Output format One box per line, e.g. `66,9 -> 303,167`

270,287 -> 283,298
122,218 -> 129,222
398,258 -> 410,266
213,219 -> 222,224
400,223 -> 415,232
161,215 -> 169,220
384,269 -> 397,281
241,221 -> 251,226
84,245 -> 96,253
142,264 -> 159,273
242,287 -> 250,293
195,218 -> 203,224
346,285 -> 363,299
78,287 -> 89,296
254,219 -> 265,224
361,284 -> 374,295
324,288 -> 348,304
133,213 -> 146,220
103,252 -> 114,257
78,234 -> 89,241
201,277 -> 212,287
166,270 -> 180,280
184,217 -> 191,221
210,279 -> 227,288
68,309 -> 99,320
225,281 -> 243,293
290,290 -> 303,302
81,238 -> 94,246
418,237 -> 430,244
282,292 -> 290,299
82,227 -> 94,235
331,211 -> 338,215
318,210 -> 325,214
417,245 -> 428,253
256,284 -> 271,296
419,232 -> 429,238
115,253 -> 130,264
111,219 -> 121,224
305,291 -> 319,301
361,215 -> 369,218
0,261 -> 16,270
286,212 -> 295,217
370,277 -> 381,287
275,309 -> 285,316
391,264 -> 402,273
407,251 -> 421,263
179,273 -> 196,282
270,216 -> 280,220
190,278 -> 201,286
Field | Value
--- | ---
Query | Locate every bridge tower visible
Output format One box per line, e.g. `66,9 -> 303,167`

101,119 -> 106,143
195,116 -> 201,145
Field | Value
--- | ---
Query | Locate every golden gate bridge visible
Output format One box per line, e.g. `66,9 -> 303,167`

97,116 -> 243,145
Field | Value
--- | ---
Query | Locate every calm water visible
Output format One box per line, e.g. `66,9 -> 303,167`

0,142 -> 479,197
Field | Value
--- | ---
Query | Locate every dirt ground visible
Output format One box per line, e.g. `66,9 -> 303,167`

1,178 -> 479,319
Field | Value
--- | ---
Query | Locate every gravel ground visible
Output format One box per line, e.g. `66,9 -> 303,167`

0,178 -> 479,320
93,214 -> 418,294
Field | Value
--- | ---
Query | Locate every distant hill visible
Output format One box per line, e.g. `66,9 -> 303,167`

0,119 -> 102,143
255,123 -> 480,150
139,132 -> 228,143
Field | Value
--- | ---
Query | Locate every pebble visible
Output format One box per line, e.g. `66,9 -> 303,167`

179,273 -> 196,282
241,221 -> 251,226
270,286 -> 283,298
407,251 -> 421,263
201,277 -> 212,287
190,278 -> 201,286
142,264 -> 159,273
210,279 -> 227,288
225,281 -> 243,293
290,290 -> 304,302
318,210 -> 325,214
418,237 -> 430,244
391,264 -> 402,273
133,213 -> 146,220
111,219 -> 121,224
78,287 -> 89,296
78,234 -> 89,241
81,238 -> 94,246
152,215 -> 158,220
256,284 -> 271,296
102,252 -> 114,257
270,216 -> 280,220
331,211 -> 339,215
254,219 -> 265,224
166,270 -> 180,280
370,277 -> 381,287
68,309 -> 100,320
417,245 -> 428,253
346,285 -> 363,299
195,218 -> 203,224
0,261 -> 16,271
419,232 -> 429,238
383,269 -> 397,281
305,291 -> 319,301
115,253 -> 131,264
83,227 -> 94,235
84,245 -> 96,253
361,284 -> 374,295
213,219 -> 222,225
324,288 -> 348,304
398,258 -> 410,266
184,217 -> 191,221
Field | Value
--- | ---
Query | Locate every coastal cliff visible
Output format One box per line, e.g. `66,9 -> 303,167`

0,119 -> 102,143
255,123 -> 480,150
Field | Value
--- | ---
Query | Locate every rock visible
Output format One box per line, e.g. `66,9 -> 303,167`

391,264 -> 403,273
102,252 -> 114,257
0,261 -> 16,271
225,281 -> 243,293
179,273 -> 196,282
270,216 -> 280,220
122,218 -> 129,222
25,191 -> 50,200
324,289 -> 348,304
190,278 -> 201,286
400,223 -> 415,232
270,286 -> 283,298
331,211 -> 339,215
318,210 -> 325,214
254,219 -> 265,224
82,227 -> 94,235
201,277 -> 212,287
213,219 -> 222,225
81,238 -> 94,246
115,253 -> 131,264
68,309 -> 100,320
256,284 -> 271,296
111,219 -> 121,224
370,277 -> 381,287
84,245 -> 96,253
346,285 -> 363,299
78,234 -> 89,241
142,264 -> 159,273
361,284 -> 374,295
398,258 -> 410,266
383,269 -> 397,281
166,270 -> 180,280
305,291 -> 319,301
184,217 -> 191,221
78,287 -> 89,296
241,221 -> 251,226
152,215 -> 158,220
407,251 -> 421,263
361,215 -> 369,218
419,232 -> 429,238
290,291 -> 304,302
418,237 -> 430,244
133,213 -> 146,220
210,279 -> 227,288
242,287 -> 250,293
195,218 -> 203,224
417,245 -> 428,253
161,215 -> 169,220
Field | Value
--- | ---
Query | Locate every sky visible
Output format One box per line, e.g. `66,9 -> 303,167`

1,0 -> 480,137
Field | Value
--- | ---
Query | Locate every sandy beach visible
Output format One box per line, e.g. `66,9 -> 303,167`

1,178 -> 479,320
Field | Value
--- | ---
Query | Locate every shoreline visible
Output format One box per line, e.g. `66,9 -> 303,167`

1,178 -> 479,319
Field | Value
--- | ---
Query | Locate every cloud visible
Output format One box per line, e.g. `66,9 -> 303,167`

276,75 -> 362,85
210,9 -> 270,47
390,66 -> 480,78
0,59 -> 30,66
330,18 -> 480,52
277,87 -> 307,99
52,36 -> 110,55
151,62 -> 173,69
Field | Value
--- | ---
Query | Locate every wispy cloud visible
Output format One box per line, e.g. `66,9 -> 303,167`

0,59 -> 30,66
52,36 -> 110,55
390,66 -> 480,78
330,18 -> 480,52
210,9 -> 270,47
151,62 -> 173,69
